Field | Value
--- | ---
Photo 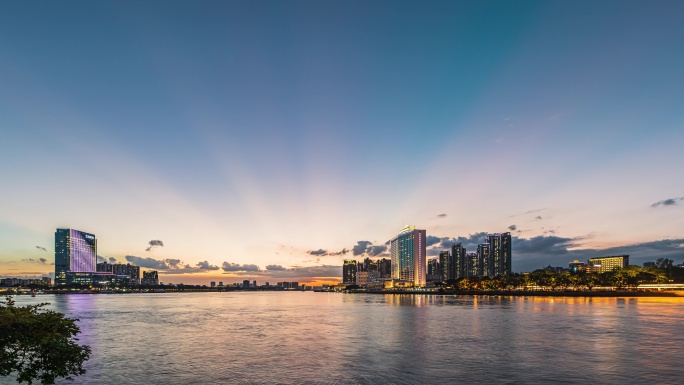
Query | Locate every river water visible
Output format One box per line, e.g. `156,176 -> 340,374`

4,292 -> 684,384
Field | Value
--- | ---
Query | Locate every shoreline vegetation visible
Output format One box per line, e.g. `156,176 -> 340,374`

340,289 -> 684,297
2,288 -> 684,298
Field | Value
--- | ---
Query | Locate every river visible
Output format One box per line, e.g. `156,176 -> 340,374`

4,292 -> 684,384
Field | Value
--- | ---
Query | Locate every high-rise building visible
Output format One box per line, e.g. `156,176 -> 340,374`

243,279 -> 251,288
211,281 -> 216,288
96,261 -> 114,273
55,228 -> 97,286
377,258 -> 391,277
390,226 -> 427,286
363,257 -> 378,272
588,255 -> 629,273
343,260 -> 358,284
452,243 -> 466,279
439,250 -> 455,282
465,252 -> 480,278
486,232 -> 512,276
427,258 -> 441,282
477,244 -> 490,277
427,258 -> 439,276
141,270 -> 159,285
112,263 -> 141,284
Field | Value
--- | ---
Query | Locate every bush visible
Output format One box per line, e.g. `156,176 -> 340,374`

0,296 -> 91,384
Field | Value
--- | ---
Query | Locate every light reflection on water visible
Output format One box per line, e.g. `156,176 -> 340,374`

5,293 -> 684,384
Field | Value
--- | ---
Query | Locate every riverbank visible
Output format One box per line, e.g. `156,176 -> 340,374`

3,288 -> 683,297
340,289 -> 684,297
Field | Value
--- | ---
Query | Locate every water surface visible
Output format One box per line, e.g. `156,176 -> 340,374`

5,293 -> 684,384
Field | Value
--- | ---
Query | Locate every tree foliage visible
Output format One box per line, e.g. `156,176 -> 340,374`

0,297 -> 91,384
656,258 -> 674,270
443,264 -> 672,292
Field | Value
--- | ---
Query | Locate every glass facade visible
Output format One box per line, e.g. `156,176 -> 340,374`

55,228 -> 97,285
390,226 -> 426,286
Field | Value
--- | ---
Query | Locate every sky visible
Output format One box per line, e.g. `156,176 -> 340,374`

1,0 -> 683,285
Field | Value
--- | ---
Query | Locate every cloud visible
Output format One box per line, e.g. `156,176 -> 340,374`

196,261 -> 220,270
222,262 -> 260,272
510,208 -> 546,218
22,258 -> 49,264
651,197 -> 684,208
166,259 -> 182,268
125,255 -> 170,269
124,255 -> 223,274
146,240 -> 164,251
437,213 -> 447,218
513,235 -> 576,256
97,255 -> 117,264
352,241 -> 388,257
353,241 -> 373,256
508,225 -> 517,231
35,246 -> 47,252
512,236 -> 684,272
426,236 -> 442,247
437,232 -> 488,251
306,247 -> 348,257
266,264 -> 286,270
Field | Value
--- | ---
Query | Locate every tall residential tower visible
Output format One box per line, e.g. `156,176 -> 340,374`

390,226 -> 426,287
486,232 -> 512,276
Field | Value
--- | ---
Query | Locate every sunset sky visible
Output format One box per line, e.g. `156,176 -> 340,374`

1,1 -> 683,285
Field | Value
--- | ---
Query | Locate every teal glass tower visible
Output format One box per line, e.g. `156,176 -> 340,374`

389,226 -> 426,286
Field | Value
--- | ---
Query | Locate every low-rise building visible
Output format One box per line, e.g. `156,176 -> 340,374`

588,255 -> 629,273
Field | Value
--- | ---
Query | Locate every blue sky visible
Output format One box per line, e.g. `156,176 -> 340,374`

1,1 -> 683,284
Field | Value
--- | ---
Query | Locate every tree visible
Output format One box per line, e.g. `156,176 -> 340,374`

0,296 -> 91,384
655,258 -> 674,270
555,272 -> 572,291
580,272 -> 600,291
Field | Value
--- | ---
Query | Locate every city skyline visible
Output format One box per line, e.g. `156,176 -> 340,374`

2,1 -> 684,285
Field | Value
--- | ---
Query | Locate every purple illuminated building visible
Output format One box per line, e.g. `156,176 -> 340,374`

55,228 -> 97,285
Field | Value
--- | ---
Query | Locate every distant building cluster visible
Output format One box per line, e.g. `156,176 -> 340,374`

205,280 -> 308,290
558,255 -> 630,274
342,227 -> 513,289
430,232 -> 512,282
343,257 -> 392,286
54,228 -> 159,287
0,277 -> 52,287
